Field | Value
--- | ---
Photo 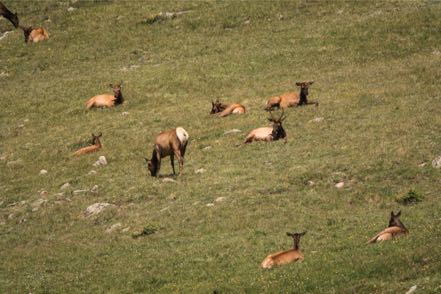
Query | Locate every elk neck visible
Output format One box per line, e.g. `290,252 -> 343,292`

299,87 -> 309,105
114,90 -> 124,105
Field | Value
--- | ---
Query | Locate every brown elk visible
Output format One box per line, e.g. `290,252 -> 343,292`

210,100 -> 246,117
265,81 -> 317,111
0,1 -> 19,28
144,127 -> 189,177
20,25 -> 49,43
244,110 -> 287,143
73,133 -> 102,156
261,231 -> 307,269
85,82 -> 124,110
368,211 -> 409,244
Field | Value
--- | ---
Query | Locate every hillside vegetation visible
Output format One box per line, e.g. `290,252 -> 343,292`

1,0 -> 441,293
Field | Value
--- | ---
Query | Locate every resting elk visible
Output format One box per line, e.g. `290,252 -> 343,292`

265,81 -> 317,111
73,133 -> 103,156
368,211 -> 409,244
20,25 -> 49,43
0,1 -> 19,28
210,100 -> 246,117
85,82 -> 124,110
261,231 -> 307,269
144,127 -> 189,177
244,110 -> 287,143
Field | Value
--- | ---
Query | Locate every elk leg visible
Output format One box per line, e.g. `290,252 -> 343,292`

155,146 -> 162,177
173,150 -> 183,174
170,154 -> 176,175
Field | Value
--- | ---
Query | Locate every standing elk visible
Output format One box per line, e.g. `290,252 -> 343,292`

144,127 -> 189,177
85,82 -> 124,110
261,231 -> 307,269
265,81 -> 317,111
244,110 -> 287,143
19,25 -> 49,43
210,100 -> 246,117
368,211 -> 409,244
0,1 -> 19,28
73,133 -> 103,156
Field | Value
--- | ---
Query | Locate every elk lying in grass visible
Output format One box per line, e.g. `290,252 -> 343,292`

210,100 -> 246,117
0,1 -> 19,28
144,127 -> 189,177
73,133 -> 102,156
265,81 -> 317,111
20,25 -> 49,43
368,211 -> 409,244
85,82 -> 124,110
244,110 -> 287,143
261,231 -> 306,269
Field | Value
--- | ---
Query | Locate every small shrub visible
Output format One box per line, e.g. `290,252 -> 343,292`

396,189 -> 423,205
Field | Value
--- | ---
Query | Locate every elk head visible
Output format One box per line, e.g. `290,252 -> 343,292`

144,157 -> 158,177
296,81 -> 314,96
109,81 -> 124,104
286,231 -> 307,250
210,100 -> 224,114
388,211 -> 408,232
268,110 -> 287,141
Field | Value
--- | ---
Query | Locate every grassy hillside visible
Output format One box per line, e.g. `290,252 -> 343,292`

1,0 -> 441,292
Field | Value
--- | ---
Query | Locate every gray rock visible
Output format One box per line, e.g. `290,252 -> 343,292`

309,117 -> 324,123
39,169 -> 48,175
67,7 -> 76,12
224,129 -> 242,135
60,183 -> 70,190
106,223 -> 122,233
162,178 -> 177,183
88,170 -> 97,175
195,168 -> 206,174
93,156 -> 107,167
31,199 -> 47,212
73,189 -> 88,195
90,185 -> 99,193
432,156 -> 441,168
84,203 -> 116,217
206,203 -> 215,207
214,197 -> 226,203
335,181 -> 345,189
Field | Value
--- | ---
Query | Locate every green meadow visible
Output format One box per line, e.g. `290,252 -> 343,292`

1,0 -> 440,292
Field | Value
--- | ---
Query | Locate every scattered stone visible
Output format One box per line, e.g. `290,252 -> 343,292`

433,50 -> 441,56
335,182 -> 345,189
224,129 -> 241,135
8,213 -> 14,220
106,223 -> 122,233
73,189 -> 88,195
90,185 -> 99,193
31,199 -> 47,212
432,155 -> 441,168
206,203 -> 215,207
88,170 -> 97,175
93,156 -> 108,166
84,202 -> 116,217
195,168 -> 206,174
0,31 -> 12,41
40,190 -> 49,197
309,117 -> 324,123
162,178 -> 177,183
244,18 -> 251,24
277,14 -> 284,20
121,111 -> 129,116
307,180 -> 315,186
39,169 -> 48,175
203,146 -> 212,150
418,162 -> 427,167
23,119 -> 29,123
17,124 -> 25,128
67,7 -> 76,12
0,154 -> 7,160
214,197 -> 226,203
122,227 -> 130,233
60,183 -> 70,190
405,285 -> 417,294
160,206 -> 170,212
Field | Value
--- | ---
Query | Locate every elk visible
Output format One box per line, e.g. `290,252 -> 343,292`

73,133 -> 102,156
244,110 -> 287,143
261,231 -> 307,269
144,127 -> 189,177
265,81 -> 317,111
19,25 -> 49,43
0,1 -> 19,28
368,211 -> 409,244
210,100 -> 246,117
85,82 -> 124,110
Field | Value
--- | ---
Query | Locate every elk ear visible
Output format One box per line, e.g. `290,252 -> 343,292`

308,81 -> 314,85
286,232 -> 292,237
120,80 -> 123,86
300,231 -> 307,236
97,132 -> 102,137
109,84 -> 113,88
295,82 -> 302,86
390,211 -> 395,218
396,210 -> 401,217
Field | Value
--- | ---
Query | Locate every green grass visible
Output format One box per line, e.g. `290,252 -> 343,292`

1,0 -> 441,293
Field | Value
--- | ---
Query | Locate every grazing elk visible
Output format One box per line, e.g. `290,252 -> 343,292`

144,127 -> 189,177
210,100 -> 246,117
244,110 -> 287,143
368,211 -> 409,244
261,231 -> 307,269
85,82 -> 124,110
20,25 -> 49,43
0,1 -> 19,28
73,133 -> 103,156
265,81 -> 317,111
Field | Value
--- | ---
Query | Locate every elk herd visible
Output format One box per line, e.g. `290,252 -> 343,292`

2,1 -> 412,270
